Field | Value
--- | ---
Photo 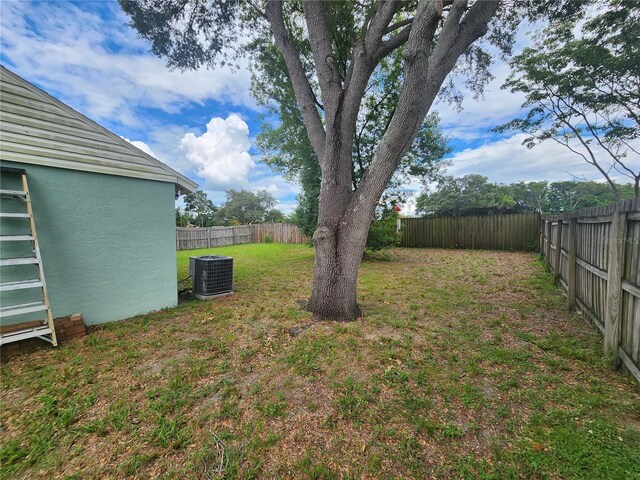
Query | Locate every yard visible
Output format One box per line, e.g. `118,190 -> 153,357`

1,244 -> 639,479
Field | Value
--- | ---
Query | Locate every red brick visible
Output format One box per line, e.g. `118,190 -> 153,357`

1,314 -> 86,361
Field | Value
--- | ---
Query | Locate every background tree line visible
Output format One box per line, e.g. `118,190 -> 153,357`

175,189 -> 285,227
416,174 -> 636,217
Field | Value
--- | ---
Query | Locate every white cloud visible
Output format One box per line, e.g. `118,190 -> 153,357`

0,2 -> 255,126
121,137 -> 157,158
142,124 -> 197,173
247,165 -> 301,198
121,123 -> 300,204
433,23 -> 537,141
180,115 -> 255,190
400,131 -> 635,216
447,133 -> 630,184
262,183 -> 279,194
435,62 -> 526,132
275,200 -> 298,215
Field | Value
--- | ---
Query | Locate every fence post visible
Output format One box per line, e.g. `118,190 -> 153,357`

567,218 -> 577,311
539,218 -> 544,254
207,228 -> 211,249
553,219 -> 563,283
544,219 -> 552,270
603,211 -> 626,361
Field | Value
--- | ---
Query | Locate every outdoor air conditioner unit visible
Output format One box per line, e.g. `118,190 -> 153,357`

189,255 -> 234,299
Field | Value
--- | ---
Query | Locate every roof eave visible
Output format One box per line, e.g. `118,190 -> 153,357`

176,176 -> 198,194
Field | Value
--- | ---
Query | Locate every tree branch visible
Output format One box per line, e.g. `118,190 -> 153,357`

432,0 -> 495,64
549,99 -> 622,198
618,137 -> 640,156
559,96 -> 638,185
265,0 -> 326,159
612,162 -> 638,183
364,0 -> 401,54
551,88 -> 636,197
384,17 -> 414,34
592,82 -> 640,127
373,25 -> 412,63
302,0 -> 343,116
246,0 -> 267,20
551,136 -> 590,165
343,2 -> 438,149
342,1 -> 400,104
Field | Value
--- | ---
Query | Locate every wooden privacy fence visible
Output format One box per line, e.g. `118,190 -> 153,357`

176,225 -> 251,250
176,223 -> 309,250
252,222 -> 309,244
541,197 -> 640,384
399,213 -> 540,250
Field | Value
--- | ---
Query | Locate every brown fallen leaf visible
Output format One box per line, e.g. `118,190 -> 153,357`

531,441 -> 545,452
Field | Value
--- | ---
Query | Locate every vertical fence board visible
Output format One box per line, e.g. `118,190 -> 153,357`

567,219 -> 577,311
604,212 -> 626,355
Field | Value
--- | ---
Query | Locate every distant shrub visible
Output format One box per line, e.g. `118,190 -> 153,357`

263,233 -> 273,243
366,216 -> 400,253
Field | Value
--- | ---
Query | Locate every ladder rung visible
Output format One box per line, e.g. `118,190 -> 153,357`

0,257 -> 39,266
0,189 -> 27,197
0,325 -> 53,346
0,235 -> 34,241
0,213 -> 30,218
0,279 -> 43,292
0,301 -> 47,318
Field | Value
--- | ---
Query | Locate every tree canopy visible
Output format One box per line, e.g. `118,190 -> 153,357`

496,0 -> 640,197
176,189 -> 282,227
183,189 -> 217,227
214,189 -> 279,226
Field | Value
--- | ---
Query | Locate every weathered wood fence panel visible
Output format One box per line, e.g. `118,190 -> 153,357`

252,223 -> 310,244
176,223 -> 308,250
541,197 -> 640,384
399,213 -> 540,250
176,226 -> 250,250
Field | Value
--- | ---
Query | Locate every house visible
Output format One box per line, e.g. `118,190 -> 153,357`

0,65 -> 197,330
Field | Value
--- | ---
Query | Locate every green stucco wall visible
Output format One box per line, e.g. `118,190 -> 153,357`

0,162 -> 177,325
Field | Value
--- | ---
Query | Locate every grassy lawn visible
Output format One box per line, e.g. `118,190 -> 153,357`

1,244 -> 639,479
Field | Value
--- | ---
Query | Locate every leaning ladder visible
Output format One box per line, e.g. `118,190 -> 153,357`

0,167 -> 57,347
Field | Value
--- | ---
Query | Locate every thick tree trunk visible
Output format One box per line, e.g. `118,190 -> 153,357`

306,224 -> 365,321
306,140 -> 371,321
307,209 -> 373,321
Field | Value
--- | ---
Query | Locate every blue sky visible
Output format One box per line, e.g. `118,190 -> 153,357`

1,1 -> 625,214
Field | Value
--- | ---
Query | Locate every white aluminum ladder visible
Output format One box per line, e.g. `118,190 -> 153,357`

0,167 -> 57,347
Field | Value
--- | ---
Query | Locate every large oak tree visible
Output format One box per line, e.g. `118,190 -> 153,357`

120,0 -> 577,321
